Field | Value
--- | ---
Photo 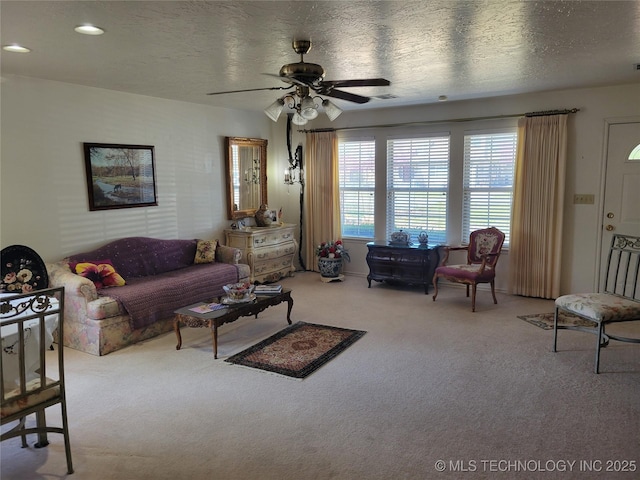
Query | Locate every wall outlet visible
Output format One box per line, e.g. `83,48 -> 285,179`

573,194 -> 595,205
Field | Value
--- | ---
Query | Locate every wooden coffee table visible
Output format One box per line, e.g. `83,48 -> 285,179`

174,289 -> 293,358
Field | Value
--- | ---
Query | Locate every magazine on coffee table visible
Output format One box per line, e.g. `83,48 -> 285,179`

189,302 -> 226,314
254,284 -> 282,294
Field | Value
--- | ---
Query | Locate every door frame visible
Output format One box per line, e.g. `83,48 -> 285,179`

595,115 -> 640,291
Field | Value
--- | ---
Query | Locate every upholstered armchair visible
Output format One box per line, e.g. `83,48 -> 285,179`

432,227 -> 506,312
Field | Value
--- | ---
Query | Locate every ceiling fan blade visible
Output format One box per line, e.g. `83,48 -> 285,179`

320,78 -> 391,88
206,86 -> 291,96
262,72 -> 311,88
321,88 -> 371,104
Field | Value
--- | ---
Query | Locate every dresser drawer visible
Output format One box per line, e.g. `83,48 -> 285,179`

254,256 -> 293,276
254,244 -> 297,261
251,228 -> 295,247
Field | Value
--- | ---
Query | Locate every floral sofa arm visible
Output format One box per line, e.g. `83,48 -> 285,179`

216,244 -> 242,264
47,261 -> 124,324
46,261 -> 116,326
47,261 -> 98,301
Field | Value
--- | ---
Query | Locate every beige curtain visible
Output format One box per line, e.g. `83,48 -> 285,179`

509,114 -> 568,298
303,131 -> 341,270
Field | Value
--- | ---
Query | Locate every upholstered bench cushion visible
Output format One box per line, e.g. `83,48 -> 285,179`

1,378 -> 59,418
435,264 -> 495,282
556,293 -> 640,323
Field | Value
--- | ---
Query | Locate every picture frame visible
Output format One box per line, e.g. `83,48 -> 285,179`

83,143 -> 158,211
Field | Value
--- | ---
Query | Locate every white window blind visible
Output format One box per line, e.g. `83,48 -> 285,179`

386,136 -> 450,245
462,131 -> 517,245
338,140 -> 376,238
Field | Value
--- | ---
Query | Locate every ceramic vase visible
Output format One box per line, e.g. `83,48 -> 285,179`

318,257 -> 343,278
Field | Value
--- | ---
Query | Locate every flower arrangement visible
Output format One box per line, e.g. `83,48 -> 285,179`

315,240 -> 350,262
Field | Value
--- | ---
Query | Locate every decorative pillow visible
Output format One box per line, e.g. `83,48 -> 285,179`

194,239 -> 218,264
70,260 -> 126,289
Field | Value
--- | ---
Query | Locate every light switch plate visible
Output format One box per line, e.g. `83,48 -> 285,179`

573,194 -> 595,204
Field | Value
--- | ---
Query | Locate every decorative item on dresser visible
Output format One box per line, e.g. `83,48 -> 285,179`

366,242 -> 439,294
225,223 -> 298,284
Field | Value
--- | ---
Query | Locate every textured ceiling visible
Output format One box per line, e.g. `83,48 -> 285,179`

1,1 -> 639,113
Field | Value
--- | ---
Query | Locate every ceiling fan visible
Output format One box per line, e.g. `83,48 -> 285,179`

207,39 -> 391,123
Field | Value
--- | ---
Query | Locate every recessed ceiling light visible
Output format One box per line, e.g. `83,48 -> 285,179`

74,25 -> 105,35
2,44 -> 31,53
438,95 -> 448,102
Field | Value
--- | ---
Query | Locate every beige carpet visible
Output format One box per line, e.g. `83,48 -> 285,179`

2,272 -> 639,479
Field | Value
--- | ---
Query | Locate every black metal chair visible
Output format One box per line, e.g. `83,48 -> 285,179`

1,287 -> 73,474
553,234 -> 640,373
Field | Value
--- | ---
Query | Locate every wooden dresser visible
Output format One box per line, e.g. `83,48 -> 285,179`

366,242 -> 439,294
224,223 -> 298,283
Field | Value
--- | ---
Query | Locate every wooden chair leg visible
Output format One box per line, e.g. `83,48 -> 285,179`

553,307 -> 559,352
432,274 -> 439,301
471,284 -> 477,312
490,279 -> 497,304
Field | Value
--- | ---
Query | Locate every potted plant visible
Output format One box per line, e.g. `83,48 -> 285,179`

316,240 -> 350,278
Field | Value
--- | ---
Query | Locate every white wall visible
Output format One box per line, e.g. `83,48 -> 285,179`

1,75 -> 271,261
268,83 -> 640,295
3,76 -> 639,295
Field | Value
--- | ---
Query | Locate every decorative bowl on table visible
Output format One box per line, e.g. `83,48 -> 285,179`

389,229 -> 410,246
223,282 -> 254,301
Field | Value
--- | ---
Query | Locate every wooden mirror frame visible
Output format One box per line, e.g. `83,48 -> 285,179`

225,136 -> 268,220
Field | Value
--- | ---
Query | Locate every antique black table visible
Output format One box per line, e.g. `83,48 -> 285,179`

366,242 -> 439,294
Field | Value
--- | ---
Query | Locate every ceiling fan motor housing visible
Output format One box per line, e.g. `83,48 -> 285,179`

279,62 -> 325,84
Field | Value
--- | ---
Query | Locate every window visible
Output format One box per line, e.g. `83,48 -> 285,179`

386,136 -> 450,245
462,131 -> 517,245
338,140 -> 376,238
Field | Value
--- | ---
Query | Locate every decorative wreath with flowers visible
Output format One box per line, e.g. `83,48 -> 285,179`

315,240 -> 350,262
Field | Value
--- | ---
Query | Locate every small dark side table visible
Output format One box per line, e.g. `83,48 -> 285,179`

366,242 -> 440,294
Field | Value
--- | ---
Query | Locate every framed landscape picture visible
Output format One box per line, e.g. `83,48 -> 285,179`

83,143 -> 158,211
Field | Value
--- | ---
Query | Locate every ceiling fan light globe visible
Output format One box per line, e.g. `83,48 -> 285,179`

291,112 -> 308,125
301,107 -> 319,120
322,99 -> 343,121
264,98 -> 285,122
299,96 -> 319,119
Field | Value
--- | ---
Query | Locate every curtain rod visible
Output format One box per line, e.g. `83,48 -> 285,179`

298,108 -> 580,133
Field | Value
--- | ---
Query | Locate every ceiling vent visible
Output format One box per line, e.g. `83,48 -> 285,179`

374,94 -> 399,100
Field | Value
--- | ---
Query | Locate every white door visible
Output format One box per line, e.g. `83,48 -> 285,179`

600,120 -> 640,289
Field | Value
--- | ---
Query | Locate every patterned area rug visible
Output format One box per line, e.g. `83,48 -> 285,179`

518,311 -> 597,330
226,322 -> 366,379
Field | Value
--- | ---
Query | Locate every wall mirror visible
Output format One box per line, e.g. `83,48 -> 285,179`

225,137 -> 268,220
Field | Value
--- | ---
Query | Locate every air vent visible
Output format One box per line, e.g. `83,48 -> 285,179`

374,94 -> 398,100
635,63 -> 640,70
